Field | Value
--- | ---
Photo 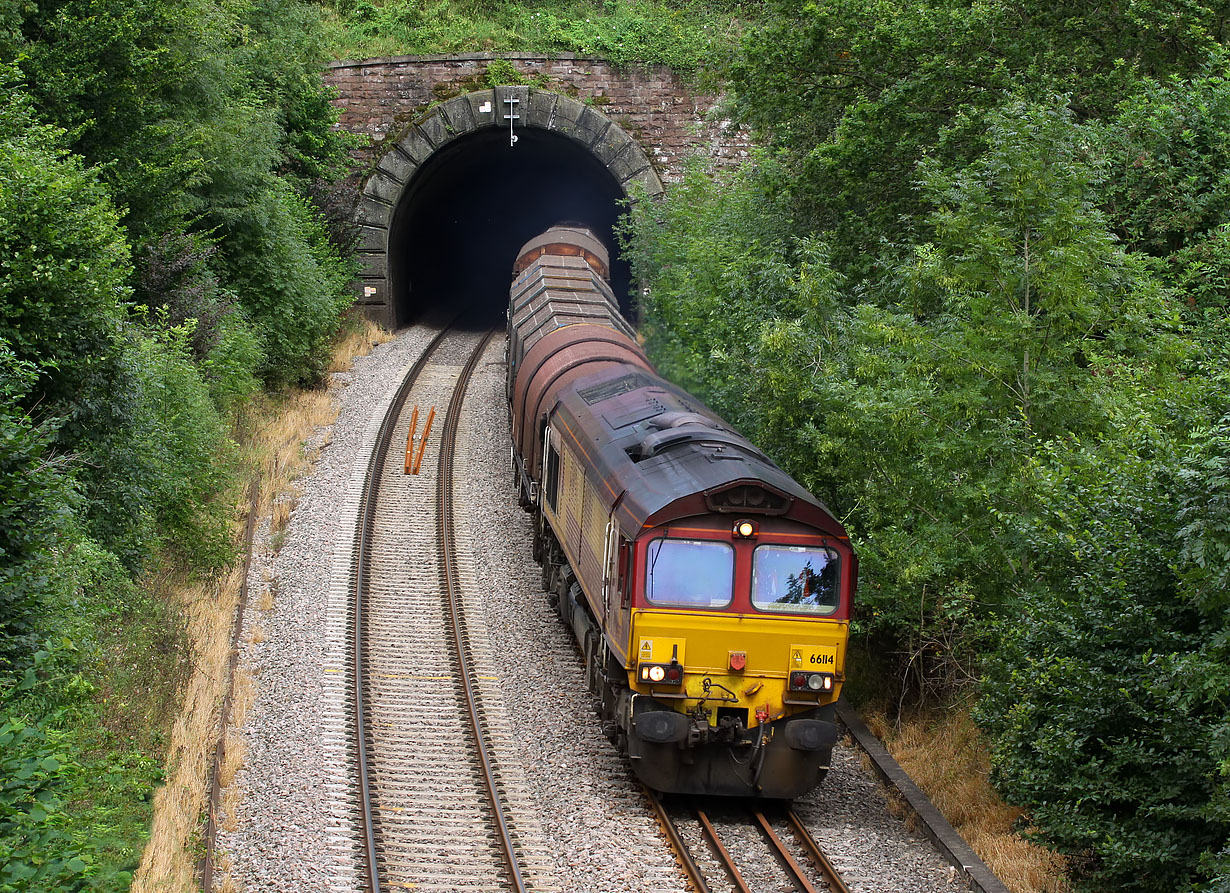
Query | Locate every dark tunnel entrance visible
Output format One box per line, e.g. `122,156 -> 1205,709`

388,127 -> 633,330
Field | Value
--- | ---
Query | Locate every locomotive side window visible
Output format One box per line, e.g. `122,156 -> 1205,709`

544,441 -> 561,510
645,539 -> 734,609
751,545 -> 840,615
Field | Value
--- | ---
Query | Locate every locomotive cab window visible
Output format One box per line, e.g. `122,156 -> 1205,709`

752,545 -> 840,615
645,539 -> 733,609
544,441 -> 561,510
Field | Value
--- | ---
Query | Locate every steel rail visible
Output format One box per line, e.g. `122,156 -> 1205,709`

786,808 -> 852,893
643,787 -> 710,893
645,790 -> 852,893
353,323 -> 455,893
752,809 -> 819,893
696,807 -> 751,893
436,328 -> 529,891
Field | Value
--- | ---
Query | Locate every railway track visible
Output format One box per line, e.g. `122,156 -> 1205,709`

647,787 -> 851,893
350,323 -> 554,893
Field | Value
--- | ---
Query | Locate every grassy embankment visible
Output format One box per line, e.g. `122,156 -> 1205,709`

862,707 -> 1069,893
132,320 -> 391,892
317,0 -> 744,85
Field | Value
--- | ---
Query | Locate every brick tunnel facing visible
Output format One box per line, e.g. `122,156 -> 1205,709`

388,126 -> 633,329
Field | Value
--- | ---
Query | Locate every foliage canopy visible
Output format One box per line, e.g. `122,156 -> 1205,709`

0,0 -> 356,887
622,2 -> 1230,886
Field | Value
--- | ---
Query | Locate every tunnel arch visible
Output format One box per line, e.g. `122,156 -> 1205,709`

353,88 -> 664,329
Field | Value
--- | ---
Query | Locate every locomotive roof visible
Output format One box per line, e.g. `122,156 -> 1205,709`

552,365 -> 848,539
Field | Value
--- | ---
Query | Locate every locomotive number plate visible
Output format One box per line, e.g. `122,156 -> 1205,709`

789,644 -> 838,670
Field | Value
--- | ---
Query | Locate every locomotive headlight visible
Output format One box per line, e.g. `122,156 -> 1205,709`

733,519 -> 758,538
639,662 -> 684,686
789,671 -> 836,693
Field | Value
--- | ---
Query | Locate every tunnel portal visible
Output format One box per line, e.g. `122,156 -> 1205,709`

392,127 -> 629,328
354,90 -> 664,330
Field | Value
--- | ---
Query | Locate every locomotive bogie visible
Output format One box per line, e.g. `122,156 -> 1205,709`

627,699 -> 839,799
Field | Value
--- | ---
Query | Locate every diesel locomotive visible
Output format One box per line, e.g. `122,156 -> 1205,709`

507,226 -> 856,799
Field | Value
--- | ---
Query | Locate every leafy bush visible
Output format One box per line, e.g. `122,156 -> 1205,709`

1097,54 -> 1230,311
977,426 -> 1230,890
730,0 -> 1229,277
0,2 -> 357,887
0,710 -> 88,892
0,348 -> 76,680
215,178 -> 354,387
83,318 -> 233,570
0,541 -> 189,892
0,74 -> 130,411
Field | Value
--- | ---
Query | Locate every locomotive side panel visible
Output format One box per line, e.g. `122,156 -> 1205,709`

544,422 -> 633,666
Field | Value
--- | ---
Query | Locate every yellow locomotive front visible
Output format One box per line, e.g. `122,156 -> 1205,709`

622,515 -> 853,798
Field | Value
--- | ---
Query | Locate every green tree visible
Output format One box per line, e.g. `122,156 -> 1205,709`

910,99 -> 1166,438
9,0 -> 355,387
0,73 -> 130,411
977,422 -> 1230,891
0,346 -> 75,679
730,0 -> 1229,277
1097,55 -> 1230,311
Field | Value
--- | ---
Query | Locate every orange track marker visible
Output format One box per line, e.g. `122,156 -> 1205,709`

404,405 -> 420,474
412,407 -> 436,475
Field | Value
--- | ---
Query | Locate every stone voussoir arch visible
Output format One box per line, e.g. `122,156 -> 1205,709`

352,87 -> 664,326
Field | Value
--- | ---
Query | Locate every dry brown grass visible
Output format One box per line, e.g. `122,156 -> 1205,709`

215,854 -> 239,893
131,561 -> 245,893
218,730 -> 247,790
251,385 -> 337,535
218,729 -> 247,834
133,320 -> 391,893
329,316 -> 394,374
865,706 -> 1070,893
230,669 -> 254,731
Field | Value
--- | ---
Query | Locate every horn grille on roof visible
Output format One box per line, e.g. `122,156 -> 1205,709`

705,482 -> 792,515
